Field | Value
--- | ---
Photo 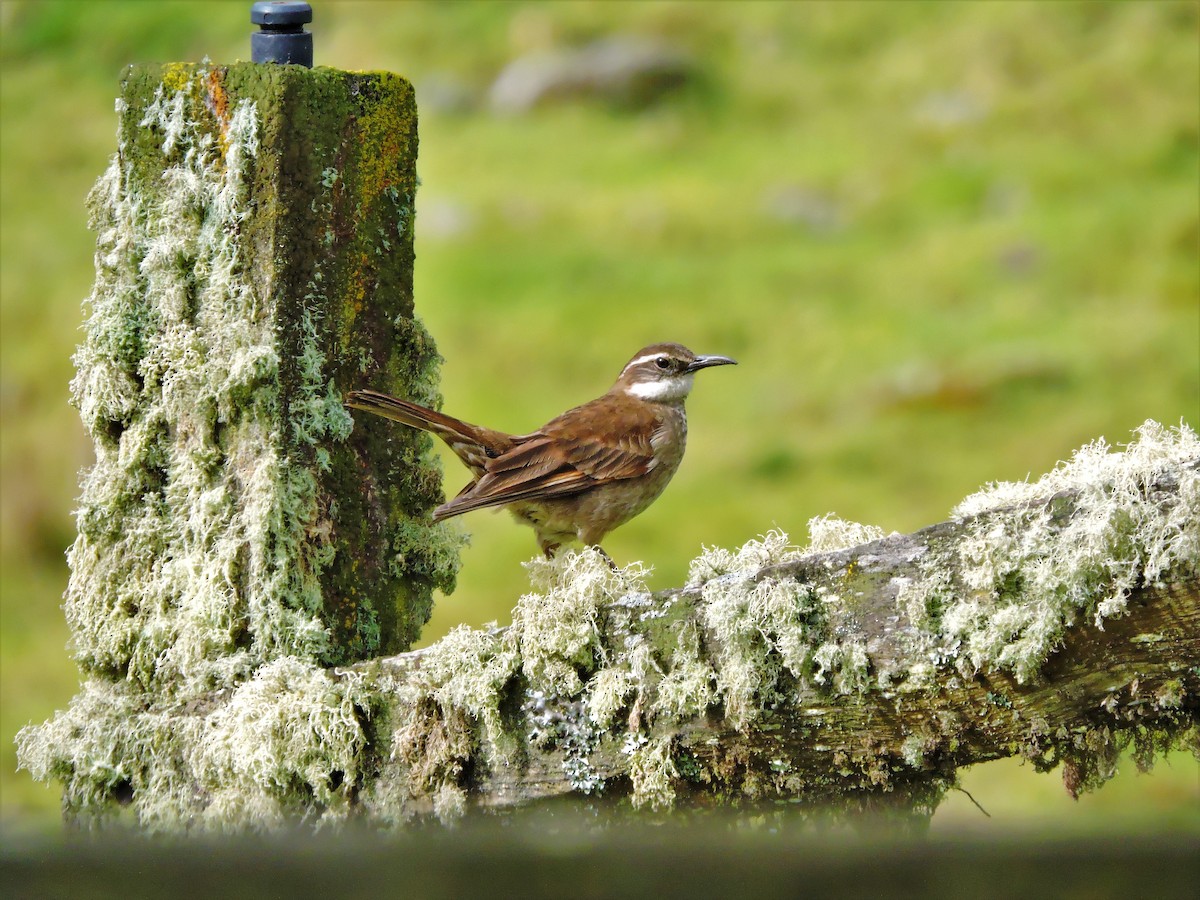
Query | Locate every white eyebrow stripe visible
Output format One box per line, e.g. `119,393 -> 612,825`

621,353 -> 667,374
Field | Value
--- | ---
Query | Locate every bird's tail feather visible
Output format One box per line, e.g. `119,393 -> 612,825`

344,389 -> 516,473
345,390 -> 472,439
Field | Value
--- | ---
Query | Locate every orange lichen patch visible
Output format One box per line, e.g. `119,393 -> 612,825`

205,68 -> 233,157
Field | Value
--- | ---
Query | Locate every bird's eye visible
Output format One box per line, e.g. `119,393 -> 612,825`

655,357 -> 670,370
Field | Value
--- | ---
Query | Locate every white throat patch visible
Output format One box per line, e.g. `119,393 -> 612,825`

626,373 -> 694,402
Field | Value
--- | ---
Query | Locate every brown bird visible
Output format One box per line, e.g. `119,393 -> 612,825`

345,342 -> 736,562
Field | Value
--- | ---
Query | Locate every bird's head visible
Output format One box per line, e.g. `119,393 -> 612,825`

613,342 -> 737,402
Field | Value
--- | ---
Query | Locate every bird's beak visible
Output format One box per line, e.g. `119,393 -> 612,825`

686,355 -> 738,373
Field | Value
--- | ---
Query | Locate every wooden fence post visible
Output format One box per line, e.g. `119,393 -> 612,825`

17,61 -> 461,826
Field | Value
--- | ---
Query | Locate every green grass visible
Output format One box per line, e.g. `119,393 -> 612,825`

1,0 -> 1197,833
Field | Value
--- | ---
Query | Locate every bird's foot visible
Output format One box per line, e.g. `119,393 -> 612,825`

590,545 -> 619,572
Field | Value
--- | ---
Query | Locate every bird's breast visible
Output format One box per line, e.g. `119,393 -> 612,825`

649,405 -> 688,473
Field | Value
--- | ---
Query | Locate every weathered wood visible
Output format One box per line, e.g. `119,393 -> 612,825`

19,390 -> 1197,827
359,478 -> 1199,815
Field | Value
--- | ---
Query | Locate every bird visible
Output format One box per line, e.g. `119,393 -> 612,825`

345,342 -> 736,562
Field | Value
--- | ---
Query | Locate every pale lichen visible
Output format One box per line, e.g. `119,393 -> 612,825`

806,514 -> 889,553
689,526 -> 876,728
811,640 -> 871,694
25,415 -> 1196,827
193,657 -> 371,829
64,80 -> 339,693
514,551 -> 649,696
686,528 -> 801,584
699,574 -> 818,727
416,625 -> 519,763
16,656 -> 370,832
586,664 -> 639,727
627,735 -> 679,810
368,548 -> 645,815
649,622 -> 717,721
526,691 -> 605,795
363,425 -> 1197,817
908,420 -> 1199,682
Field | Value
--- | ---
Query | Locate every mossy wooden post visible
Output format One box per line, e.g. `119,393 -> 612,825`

15,62 -> 459,826
81,62 -> 457,674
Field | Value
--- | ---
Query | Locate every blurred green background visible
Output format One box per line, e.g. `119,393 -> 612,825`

1,0 -> 1196,835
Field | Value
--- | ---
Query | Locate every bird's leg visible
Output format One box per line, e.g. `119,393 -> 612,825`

590,545 -> 619,572
539,539 -> 561,559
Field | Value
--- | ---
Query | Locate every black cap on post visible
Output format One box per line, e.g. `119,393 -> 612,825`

251,1 -> 314,68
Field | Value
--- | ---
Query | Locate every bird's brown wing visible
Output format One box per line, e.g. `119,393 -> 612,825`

432,394 -> 661,520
